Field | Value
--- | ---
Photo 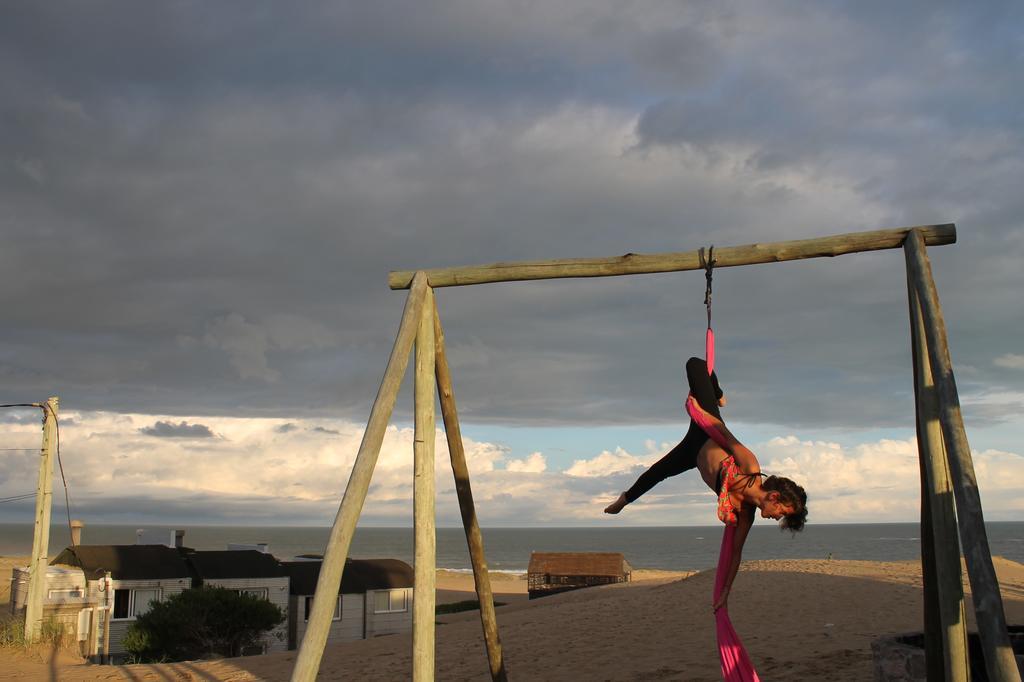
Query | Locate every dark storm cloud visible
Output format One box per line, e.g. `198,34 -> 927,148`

1,1 -> 1022,433
140,421 -> 215,439
42,493 -> 335,527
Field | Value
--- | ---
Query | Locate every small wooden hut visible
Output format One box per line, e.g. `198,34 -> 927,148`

527,552 -> 632,599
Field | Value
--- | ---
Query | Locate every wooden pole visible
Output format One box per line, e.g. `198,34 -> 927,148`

413,286 -> 437,681
291,273 -> 430,682
89,605 -> 99,659
918,473 -> 942,681
904,230 -> 1020,682
25,396 -> 58,642
433,298 -> 508,681
390,224 -> 956,289
909,281 -> 969,681
102,572 -> 111,664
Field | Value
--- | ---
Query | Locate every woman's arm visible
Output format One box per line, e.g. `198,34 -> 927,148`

713,507 -> 754,612
687,397 -> 761,474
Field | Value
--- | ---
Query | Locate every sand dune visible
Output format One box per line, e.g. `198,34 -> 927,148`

2,556 -> 1022,680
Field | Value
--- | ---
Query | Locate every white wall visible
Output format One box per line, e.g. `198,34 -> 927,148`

365,588 -> 413,638
290,592 -> 365,649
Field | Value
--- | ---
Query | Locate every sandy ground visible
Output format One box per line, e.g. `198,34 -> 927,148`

1,556 -> 1023,681
435,569 -> 531,609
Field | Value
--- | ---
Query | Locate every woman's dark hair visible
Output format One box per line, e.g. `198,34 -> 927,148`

762,475 -> 807,532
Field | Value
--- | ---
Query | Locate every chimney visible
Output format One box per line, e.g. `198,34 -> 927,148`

70,519 -> 84,545
174,529 -> 186,549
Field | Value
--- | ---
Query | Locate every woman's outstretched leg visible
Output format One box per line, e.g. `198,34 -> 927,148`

605,357 -> 725,513
604,432 -> 703,513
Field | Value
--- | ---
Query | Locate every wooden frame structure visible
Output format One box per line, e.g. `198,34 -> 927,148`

291,224 -> 1021,682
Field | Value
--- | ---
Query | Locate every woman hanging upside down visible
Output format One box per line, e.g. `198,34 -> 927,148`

604,357 -> 807,611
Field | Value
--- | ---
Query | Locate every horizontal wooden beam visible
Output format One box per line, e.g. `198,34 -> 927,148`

389,223 -> 956,289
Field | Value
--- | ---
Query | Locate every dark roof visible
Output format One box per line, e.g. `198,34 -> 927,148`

186,550 -> 287,580
51,545 -> 192,581
283,558 -> 414,595
528,552 -> 632,578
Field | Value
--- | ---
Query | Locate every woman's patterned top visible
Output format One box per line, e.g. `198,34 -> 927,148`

717,456 -> 764,526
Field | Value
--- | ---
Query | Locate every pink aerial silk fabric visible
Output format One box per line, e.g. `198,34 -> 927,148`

706,327 -> 716,374
685,395 -> 727,449
714,527 -> 761,682
685,345 -> 761,682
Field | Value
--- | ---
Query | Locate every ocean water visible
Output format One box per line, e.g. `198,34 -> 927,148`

2,522 -> 1022,572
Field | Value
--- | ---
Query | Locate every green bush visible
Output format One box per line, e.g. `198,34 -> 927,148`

124,586 -> 284,662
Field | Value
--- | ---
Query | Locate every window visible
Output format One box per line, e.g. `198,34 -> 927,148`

48,588 -> 83,600
112,588 -> 162,620
304,595 -> 341,621
235,588 -> 269,600
373,589 -> 407,614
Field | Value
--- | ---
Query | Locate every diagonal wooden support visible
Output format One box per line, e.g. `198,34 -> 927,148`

904,229 -> 1021,682
433,297 -> 509,682
908,278 -> 968,681
291,272 -> 430,682
413,285 -> 437,681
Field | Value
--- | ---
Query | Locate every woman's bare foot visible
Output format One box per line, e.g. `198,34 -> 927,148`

604,492 -> 628,514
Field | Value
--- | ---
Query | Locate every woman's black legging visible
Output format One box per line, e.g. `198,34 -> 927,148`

623,357 -> 723,503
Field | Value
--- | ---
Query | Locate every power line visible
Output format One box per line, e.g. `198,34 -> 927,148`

2,400 -> 78,551
0,492 -> 36,504
49,401 -> 75,545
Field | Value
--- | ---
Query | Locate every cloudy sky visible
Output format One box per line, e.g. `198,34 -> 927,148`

2,2 -> 1022,528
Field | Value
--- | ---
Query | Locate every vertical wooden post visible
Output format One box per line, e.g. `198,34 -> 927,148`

433,298 -> 508,682
89,606 -> 100,659
918,472 -> 942,681
291,274 -> 429,682
413,286 -> 437,681
905,230 -> 1020,682
102,572 -> 112,664
25,396 -> 58,642
908,280 -> 968,681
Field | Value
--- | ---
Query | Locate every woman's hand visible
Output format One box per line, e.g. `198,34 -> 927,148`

686,394 -> 713,420
712,587 -> 730,613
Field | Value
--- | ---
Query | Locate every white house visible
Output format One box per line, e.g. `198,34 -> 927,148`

15,544 -> 195,662
283,557 -> 414,649
8,536 -> 413,663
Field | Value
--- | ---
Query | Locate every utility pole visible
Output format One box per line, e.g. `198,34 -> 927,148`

25,396 -> 58,642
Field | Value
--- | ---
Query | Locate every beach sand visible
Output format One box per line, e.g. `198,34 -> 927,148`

1,556 -> 1023,680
